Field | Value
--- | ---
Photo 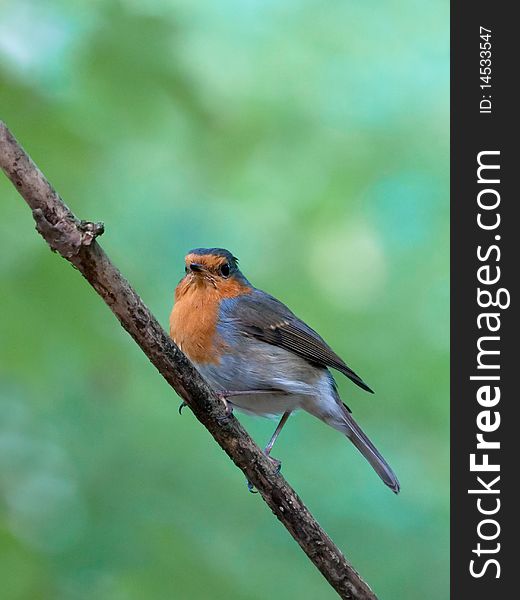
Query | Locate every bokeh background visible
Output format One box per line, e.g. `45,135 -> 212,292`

0,1 -> 449,598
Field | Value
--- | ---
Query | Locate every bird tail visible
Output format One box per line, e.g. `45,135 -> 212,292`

331,404 -> 400,494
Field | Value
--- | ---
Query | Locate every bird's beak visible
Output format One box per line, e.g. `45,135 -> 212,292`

189,262 -> 204,273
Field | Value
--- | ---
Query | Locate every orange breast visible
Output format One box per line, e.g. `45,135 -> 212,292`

169,283 -> 220,364
169,276 -> 251,364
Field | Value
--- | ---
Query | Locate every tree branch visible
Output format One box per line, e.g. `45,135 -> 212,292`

0,121 -> 377,600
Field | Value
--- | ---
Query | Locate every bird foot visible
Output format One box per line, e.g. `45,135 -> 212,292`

267,455 -> 282,474
215,392 -> 234,417
245,454 -> 282,493
180,394 -> 234,419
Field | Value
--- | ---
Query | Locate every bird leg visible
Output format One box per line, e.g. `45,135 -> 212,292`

246,410 -> 292,493
264,410 -> 292,465
179,390 -> 291,493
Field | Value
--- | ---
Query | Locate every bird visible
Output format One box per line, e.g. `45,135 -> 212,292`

169,248 -> 400,493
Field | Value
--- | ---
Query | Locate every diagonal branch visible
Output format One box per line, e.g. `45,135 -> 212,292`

0,121 -> 377,600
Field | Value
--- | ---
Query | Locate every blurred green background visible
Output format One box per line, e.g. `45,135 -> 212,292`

0,0 -> 449,598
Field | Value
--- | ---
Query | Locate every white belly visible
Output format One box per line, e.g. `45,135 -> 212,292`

227,391 -> 307,418
198,364 -> 343,421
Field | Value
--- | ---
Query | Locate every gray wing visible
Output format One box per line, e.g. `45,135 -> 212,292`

224,290 -> 374,393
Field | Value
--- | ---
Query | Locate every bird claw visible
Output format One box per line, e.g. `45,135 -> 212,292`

247,480 -> 258,493
180,393 -> 233,419
268,456 -> 282,474
246,456 -> 281,494
215,392 -> 233,417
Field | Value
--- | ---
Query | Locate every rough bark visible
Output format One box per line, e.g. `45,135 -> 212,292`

0,121 -> 377,600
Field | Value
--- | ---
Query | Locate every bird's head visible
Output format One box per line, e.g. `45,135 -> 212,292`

178,248 -> 251,298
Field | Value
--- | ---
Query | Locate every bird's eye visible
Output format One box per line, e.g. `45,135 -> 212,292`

220,263 -> 231,277
184,265 -> 189,274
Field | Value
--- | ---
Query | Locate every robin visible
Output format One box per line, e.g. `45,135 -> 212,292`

170,248 -> 400,493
